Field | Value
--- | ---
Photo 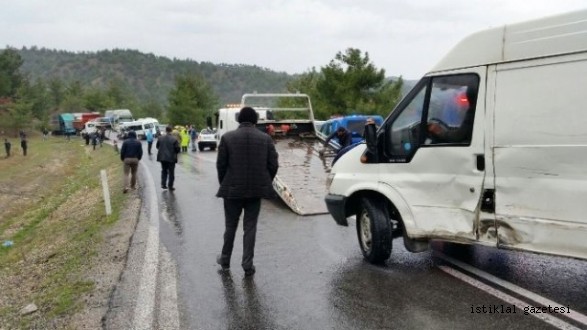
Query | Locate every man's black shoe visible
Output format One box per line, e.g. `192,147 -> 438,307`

216,255 -> 230,270
169,187 -> 176,191
162,186 -> 168,190
244,266 -> 256,277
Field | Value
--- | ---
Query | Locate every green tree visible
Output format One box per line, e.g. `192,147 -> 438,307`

2,99 -> 33,135
286,68 -> 330,119
0,48 -> 24,98
167,74 -> 218,128
314,48 -> 402,118
48,78 -> 65,109
137,98 -> 163,121
84,88 -> 112,112
20,78 -> 51,122
61,80 -> 85,112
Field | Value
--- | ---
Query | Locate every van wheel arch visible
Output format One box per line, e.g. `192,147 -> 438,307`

346,191 -> 404,239
347,191 -> 405,264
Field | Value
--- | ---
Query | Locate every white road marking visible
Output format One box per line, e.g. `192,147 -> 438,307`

438,266 -> 580,330
132,162 -> 179,329
158,246 -> 180,329
436,251 -> 587,328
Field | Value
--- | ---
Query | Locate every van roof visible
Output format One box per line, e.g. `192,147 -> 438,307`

430,9 -> 587,73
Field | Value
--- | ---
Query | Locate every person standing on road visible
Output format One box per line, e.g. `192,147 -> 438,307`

91,132 -> 98,150
156,126 -> 180,191
120,131 -> 143,193
180,128 -> 189,153
145,128 -> 154,155
4,138 -> 10,158
190,126 -> 198,152
216,107 -> 279,276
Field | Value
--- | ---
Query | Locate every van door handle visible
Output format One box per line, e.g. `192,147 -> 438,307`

476,154 -> 485,171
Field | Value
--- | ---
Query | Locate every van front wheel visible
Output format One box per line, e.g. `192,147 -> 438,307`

356,198 -> 392,264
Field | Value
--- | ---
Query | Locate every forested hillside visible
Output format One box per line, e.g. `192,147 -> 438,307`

0,47 -> 417,132
17,47 -> 294,106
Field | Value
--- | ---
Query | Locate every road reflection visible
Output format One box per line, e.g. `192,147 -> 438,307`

161,190 -> 183,237
219,272 -> 276,330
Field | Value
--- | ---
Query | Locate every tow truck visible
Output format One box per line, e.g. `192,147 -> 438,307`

216,93 -> 334,215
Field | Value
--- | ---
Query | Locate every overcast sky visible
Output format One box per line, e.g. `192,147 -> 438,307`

1,1 -> 585,79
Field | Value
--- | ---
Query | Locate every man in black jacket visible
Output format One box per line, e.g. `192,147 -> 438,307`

120,130 -> 143,193
216,107 -> 279,276
324,126 -> 352,150
156,126 -> 180,191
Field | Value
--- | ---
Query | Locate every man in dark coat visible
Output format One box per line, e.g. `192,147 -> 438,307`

120,130 -> 143,193
156,126 -> 180,191
324,126 -> 353,150
4,138 -> 10,158
20,135 -> 27,156
216,107 -> 279,276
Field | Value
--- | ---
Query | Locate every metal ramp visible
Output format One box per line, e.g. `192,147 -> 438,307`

272,137 -> 333,216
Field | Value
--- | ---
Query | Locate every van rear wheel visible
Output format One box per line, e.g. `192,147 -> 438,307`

356,198 -> 392,264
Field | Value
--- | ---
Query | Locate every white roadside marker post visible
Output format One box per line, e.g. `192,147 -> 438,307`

100,169 -> 112,215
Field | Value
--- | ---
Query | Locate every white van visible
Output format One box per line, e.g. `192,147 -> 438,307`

325,10 -> 587,264
136,117 -> 159,138
119,118 -> 159,140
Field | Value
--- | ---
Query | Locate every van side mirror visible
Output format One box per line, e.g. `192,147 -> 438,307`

362,123 -> 378,163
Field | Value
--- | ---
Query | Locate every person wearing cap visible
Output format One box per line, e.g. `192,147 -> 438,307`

120,130 -> 143,193
215,106 -> 279,276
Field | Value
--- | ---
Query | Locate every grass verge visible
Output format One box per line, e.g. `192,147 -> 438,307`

0,134 -> 127,329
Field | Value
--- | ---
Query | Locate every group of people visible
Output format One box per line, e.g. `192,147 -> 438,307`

119,125 -> 180,193
83,128 -> 107,150
3,130 -> 28,158
177,125 -> 198,153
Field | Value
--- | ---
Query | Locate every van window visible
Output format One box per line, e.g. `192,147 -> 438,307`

384,74 -> 479,161
425,75 -> 479,145
126,125 -> 143,131
387,84 -> 426,159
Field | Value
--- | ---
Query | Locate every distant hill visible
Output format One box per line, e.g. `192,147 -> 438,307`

15,47 -> 418,110
16,47 -> 294,106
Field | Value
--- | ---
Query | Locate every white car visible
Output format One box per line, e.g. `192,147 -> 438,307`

197,128 -> 217,151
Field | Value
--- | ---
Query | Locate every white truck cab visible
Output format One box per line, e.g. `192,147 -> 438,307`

325,9 -> 587,264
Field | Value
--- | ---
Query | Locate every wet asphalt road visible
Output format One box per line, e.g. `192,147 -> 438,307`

139,143 -> 587,330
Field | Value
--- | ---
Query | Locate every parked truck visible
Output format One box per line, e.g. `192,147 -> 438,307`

216,93 -> 334,215
72,112 -> 101,133
50,113 -> 77,135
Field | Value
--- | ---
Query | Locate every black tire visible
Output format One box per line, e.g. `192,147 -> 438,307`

356,197 -> 392,264
198,145 -> 204,151
211,146 -> 216,151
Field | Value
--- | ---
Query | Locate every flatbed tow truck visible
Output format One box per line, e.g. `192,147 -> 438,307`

216,93 -> 334,215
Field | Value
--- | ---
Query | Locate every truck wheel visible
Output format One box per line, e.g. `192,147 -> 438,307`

356,198 -> 392,264
198,145 -> 204,151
